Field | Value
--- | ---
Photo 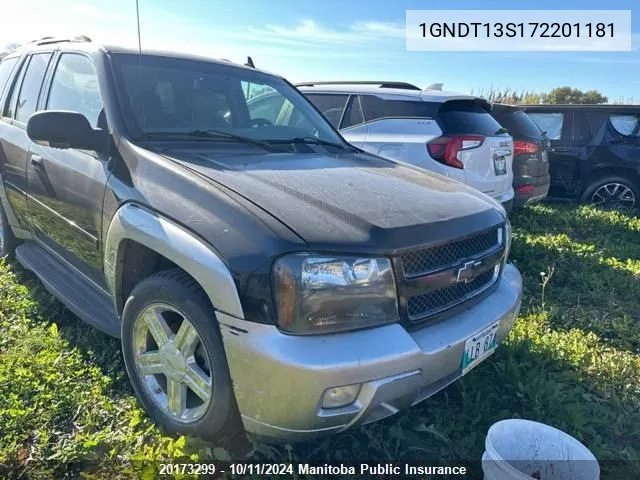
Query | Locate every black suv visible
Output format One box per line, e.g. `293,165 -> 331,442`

491,104 -> 550,208
525,104 -> 640,209
0,37 -> 522,442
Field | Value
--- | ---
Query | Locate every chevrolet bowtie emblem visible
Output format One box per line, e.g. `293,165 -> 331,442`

456,260 -> 482,284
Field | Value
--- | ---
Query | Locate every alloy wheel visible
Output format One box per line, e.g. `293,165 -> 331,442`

590,183 -> 636,210
132,303 -> 212,423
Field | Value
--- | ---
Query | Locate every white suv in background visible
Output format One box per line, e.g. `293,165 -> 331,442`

293,81 -> 515,210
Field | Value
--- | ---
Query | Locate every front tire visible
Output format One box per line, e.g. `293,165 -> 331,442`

121,269 -> 241,441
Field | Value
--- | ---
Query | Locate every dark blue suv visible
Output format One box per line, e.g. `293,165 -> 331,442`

525,104 -> 640,210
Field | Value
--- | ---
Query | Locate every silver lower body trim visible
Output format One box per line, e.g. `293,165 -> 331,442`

218,264 -> 522,441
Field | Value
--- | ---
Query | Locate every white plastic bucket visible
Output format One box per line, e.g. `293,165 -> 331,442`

482,419 -> 599,480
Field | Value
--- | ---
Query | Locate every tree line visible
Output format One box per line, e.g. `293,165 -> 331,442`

470,86 -> 634,105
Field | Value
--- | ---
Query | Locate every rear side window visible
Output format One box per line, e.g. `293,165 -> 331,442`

610,114 -> 639,137
304,94 -> 349,128
0,57 -> 19,100
572,113 -> 592,143
528,112 -> 564,140
3,59 -> 26,119
47,54 -> 103,128
438,101 -> 504,136
585,112 -> 608,139
14,53 -> 52,123
493,110 -> 541,138
342,96 -> 364,128
360,95 -> 438,121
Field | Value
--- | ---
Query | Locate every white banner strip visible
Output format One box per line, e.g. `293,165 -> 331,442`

406,10 -> 632,51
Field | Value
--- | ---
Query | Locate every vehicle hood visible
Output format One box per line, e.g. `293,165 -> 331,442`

160,149 -> 506,252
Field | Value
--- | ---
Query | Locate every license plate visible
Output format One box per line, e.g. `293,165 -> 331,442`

493,156 -> 507,175
461,322 -> 499,374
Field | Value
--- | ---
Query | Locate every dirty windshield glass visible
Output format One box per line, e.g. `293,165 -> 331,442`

112,53 -> 344,145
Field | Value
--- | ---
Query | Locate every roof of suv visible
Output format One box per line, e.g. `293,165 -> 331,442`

296,82 -> 483,104
8,37 -> 276,77
103,45 -> 269,74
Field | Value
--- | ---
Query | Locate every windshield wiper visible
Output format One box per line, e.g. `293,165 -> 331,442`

186,129 -> 277,150
494,127 -> 509,135
145,129 -> 276,151
266,136 -> 356,151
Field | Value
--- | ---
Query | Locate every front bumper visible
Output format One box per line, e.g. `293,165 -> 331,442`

218,264 -> 522,441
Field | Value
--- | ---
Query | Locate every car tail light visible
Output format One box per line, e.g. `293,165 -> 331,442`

516,184 -> 535,193
513,140 -> 539,156
427,135 -> 484,170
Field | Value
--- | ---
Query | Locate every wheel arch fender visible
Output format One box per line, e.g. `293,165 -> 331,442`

104,203 -> 244,319
0,173 -> 22,230
582,166 -> 640,192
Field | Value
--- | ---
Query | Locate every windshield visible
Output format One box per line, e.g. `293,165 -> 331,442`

111,53 -> 345,145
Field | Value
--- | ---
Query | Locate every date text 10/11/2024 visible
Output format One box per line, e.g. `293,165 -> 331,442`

158,463 -> 469,477
419,22 -> 614,39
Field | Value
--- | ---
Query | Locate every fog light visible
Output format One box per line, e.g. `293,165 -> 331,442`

322,384 -> 361,409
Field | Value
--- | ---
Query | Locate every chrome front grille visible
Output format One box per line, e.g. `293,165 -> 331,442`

401,226 -> 500,277
397,225 -> 504,326
407,268 -> 498,320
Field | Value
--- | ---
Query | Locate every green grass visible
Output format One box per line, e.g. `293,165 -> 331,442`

1,204 -> 639,478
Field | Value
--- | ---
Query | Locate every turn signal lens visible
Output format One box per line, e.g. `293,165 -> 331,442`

504,220 -> 512,263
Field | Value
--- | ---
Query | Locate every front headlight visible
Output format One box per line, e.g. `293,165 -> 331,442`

503,219 -> 512,263
272,254 -> 399,334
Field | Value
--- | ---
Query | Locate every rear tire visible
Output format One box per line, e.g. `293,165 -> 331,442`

580,175 -> 639,211
121,268 -> 242,442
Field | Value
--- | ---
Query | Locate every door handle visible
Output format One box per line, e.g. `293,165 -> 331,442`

551,147 -> 569,153
30,154 -> 43,169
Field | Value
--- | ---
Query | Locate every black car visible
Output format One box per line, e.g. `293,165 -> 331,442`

0,37 -> 521,442
491,104 -> 550,208
524,104 -> 640,210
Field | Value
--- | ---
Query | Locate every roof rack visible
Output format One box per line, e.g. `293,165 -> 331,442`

295,81 -> 421,91
29,35 -> 92,46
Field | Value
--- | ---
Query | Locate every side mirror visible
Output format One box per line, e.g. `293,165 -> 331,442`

27,110 -> 107,152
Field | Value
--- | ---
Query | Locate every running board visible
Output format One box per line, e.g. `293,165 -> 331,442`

15,242 -> 121,338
